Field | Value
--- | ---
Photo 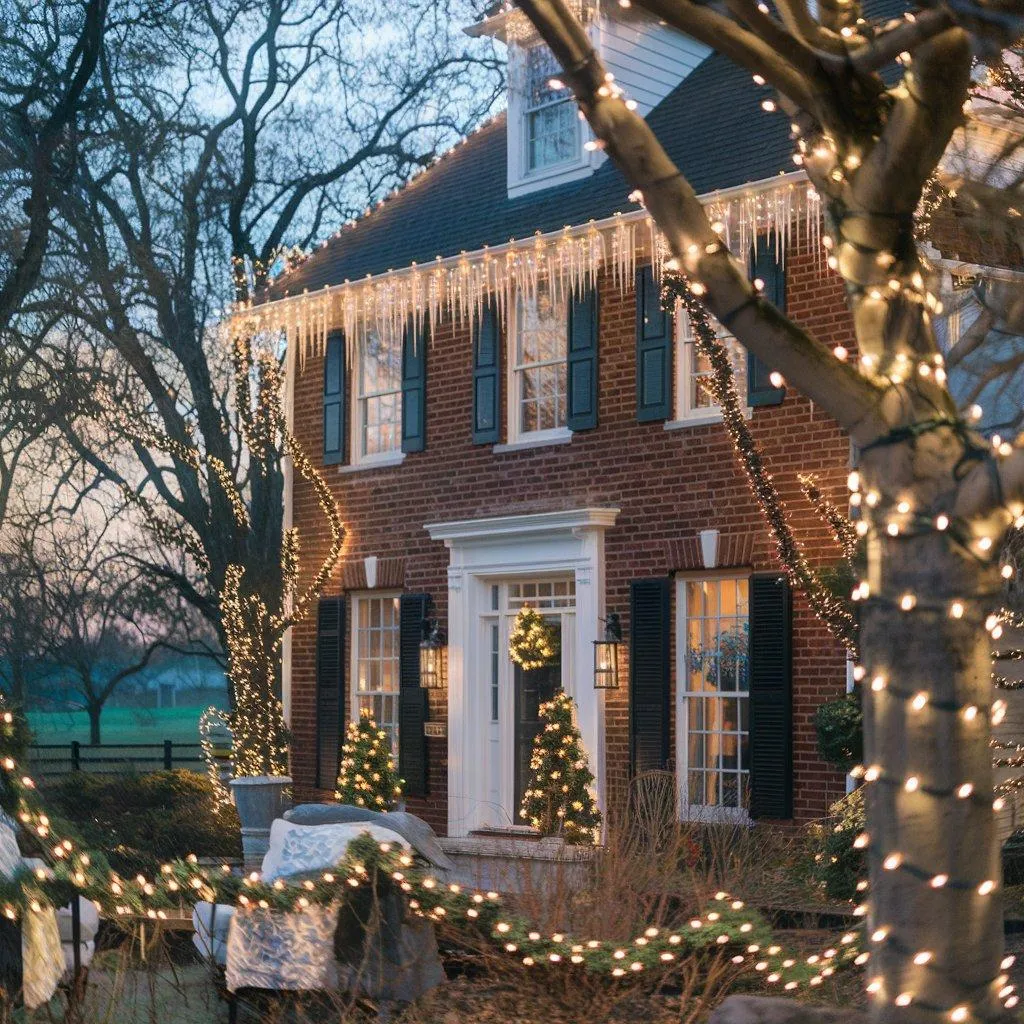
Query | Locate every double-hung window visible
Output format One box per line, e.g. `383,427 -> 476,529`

355,326 -> 402,463
511,282 -> 569,441
351,594 -> 401,754
679,576 -> 750,818
675,307 -> 748,424
523,45 -> 578,173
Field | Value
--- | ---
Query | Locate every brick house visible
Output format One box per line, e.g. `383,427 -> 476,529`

253,4 -> 872,840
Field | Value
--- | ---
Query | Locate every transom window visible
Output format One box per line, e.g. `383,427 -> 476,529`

356,327 -> 402,460
524,44 -> 578,172
513,283 -> 568,439
676,308 -> 747,422
681,577 -> 750,815
505,579 -> 576,611
351,594 -> 401,753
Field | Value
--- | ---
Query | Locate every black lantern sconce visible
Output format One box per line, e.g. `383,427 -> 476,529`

419,617 -> 447,690
593,612 -> 624,690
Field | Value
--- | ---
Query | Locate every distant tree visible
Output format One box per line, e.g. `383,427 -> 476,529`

6,514 -> 196,743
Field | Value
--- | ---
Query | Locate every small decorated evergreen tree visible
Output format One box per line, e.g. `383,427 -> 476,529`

335,710 -> 402,811
519,690 -> 601,844
508,605 -> 559,670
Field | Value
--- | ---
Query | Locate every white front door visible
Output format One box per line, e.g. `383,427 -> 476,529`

477,578 -> 576,829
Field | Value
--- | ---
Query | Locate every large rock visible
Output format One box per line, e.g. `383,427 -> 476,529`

284,804 -> 454,872
709,996 -> 865,1024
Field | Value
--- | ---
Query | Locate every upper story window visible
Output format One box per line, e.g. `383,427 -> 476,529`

355,326 -> 402,463
674,307 -> 748,425
524,45 -> 578,172
511,282 -> 569,441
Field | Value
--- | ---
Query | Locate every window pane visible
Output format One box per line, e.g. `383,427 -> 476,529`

515,284 -> 567,436
353,596 -> 402,755
357,327 -> 402,457
683,578 -> 751,812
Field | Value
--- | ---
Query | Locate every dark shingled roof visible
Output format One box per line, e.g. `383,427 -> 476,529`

268,50 -> 795,300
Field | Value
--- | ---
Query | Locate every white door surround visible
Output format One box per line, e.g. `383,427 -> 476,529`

425,507 -> 620,838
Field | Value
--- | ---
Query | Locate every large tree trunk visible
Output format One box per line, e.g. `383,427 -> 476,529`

860,529 -> 1003,1021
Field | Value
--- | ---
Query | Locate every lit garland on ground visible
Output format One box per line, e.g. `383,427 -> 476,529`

661,272 -> 859,654
0,705 -> 861,991
519,692 -> 601,843
335,711 -> 403,811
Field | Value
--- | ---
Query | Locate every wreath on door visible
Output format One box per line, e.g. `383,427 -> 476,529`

508,605 -> 560,671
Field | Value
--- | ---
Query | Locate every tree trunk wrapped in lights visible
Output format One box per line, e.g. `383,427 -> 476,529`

516,1 -> 1024,1019
101,334 -> 344,779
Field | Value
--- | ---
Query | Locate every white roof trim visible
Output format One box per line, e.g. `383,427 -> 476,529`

425,507 -> 620,543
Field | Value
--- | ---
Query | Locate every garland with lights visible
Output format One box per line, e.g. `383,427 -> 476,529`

661,272 -> 859,654
335,710 -> 403,811
0,701 -> 869,994
519,691 -> 601,844
509,606 -> 560,671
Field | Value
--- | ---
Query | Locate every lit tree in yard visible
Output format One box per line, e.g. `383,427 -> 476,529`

516,0 -> 1024,1020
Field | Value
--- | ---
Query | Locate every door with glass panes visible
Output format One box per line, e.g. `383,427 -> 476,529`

480,578 -> 574,828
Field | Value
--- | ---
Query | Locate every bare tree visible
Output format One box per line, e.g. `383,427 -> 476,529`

37,0 -> 501,683
7,513 -> 199,744
516,1 -> 1024,1020
0,0 -> 107,330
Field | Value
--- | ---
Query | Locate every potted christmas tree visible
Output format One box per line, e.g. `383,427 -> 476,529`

336,710 -> 403,811
519,690 -> 601,845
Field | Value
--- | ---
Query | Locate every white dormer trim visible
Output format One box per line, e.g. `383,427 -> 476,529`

506,38 -> 599,199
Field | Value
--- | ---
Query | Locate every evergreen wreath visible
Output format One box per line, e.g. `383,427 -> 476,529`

519,690 -> 601,844
508,605 -> 559,671
335,709 -> 403,811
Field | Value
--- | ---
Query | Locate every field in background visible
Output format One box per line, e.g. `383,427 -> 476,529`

27,703 -> 228,747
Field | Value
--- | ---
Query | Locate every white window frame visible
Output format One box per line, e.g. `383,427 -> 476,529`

349,592 -> 402,756
675,573 -> 751,824
505,284 -> 573,447
506,41 -> 597,199
350,326 -> 404,468
666,305 -> 753,430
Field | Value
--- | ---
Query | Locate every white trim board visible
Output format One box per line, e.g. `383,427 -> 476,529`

425,506 -> 620,837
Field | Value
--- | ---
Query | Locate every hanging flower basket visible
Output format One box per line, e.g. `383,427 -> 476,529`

509,605 -> 560,671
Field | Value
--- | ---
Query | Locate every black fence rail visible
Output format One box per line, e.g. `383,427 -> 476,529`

27,741 -> 205,776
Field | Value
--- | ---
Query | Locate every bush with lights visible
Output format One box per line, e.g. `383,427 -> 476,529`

509,606 -> 559,671
519,690 -> 601,845
335,710 -> 402,811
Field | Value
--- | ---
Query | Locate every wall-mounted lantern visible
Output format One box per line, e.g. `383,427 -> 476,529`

419,618 -> 447,690
593,612 -> 624,690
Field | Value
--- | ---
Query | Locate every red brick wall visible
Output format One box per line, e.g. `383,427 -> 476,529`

287,232 -> 854,833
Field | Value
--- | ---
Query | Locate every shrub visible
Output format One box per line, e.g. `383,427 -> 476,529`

41,769 -> 241,875
814,694 -> 863,774
808,788 -> 865,901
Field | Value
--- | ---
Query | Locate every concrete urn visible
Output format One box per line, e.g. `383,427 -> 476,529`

229,775 -> 293,868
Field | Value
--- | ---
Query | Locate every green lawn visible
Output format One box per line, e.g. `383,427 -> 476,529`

27,703 -> 228,747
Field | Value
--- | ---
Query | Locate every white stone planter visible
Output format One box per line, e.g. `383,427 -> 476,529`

230,775 -> 293,868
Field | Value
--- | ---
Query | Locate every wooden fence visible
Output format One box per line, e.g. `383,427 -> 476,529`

26,741 -> 205,776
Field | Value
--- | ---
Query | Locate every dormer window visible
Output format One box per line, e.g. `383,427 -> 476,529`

507,40 -> 594,198
524,45 -> 578,172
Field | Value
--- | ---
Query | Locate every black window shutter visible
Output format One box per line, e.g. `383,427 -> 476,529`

747,245 -> 786,407
635,265 -> 673,421
323,329 -> 347,465
472,300 -> 500,444
629,578 -> 671,774
748,572 -> 793,819
398,593 -> 430,797
566,286 -> 599,431
315,596 -> 345,789
401,318 -> 428,453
